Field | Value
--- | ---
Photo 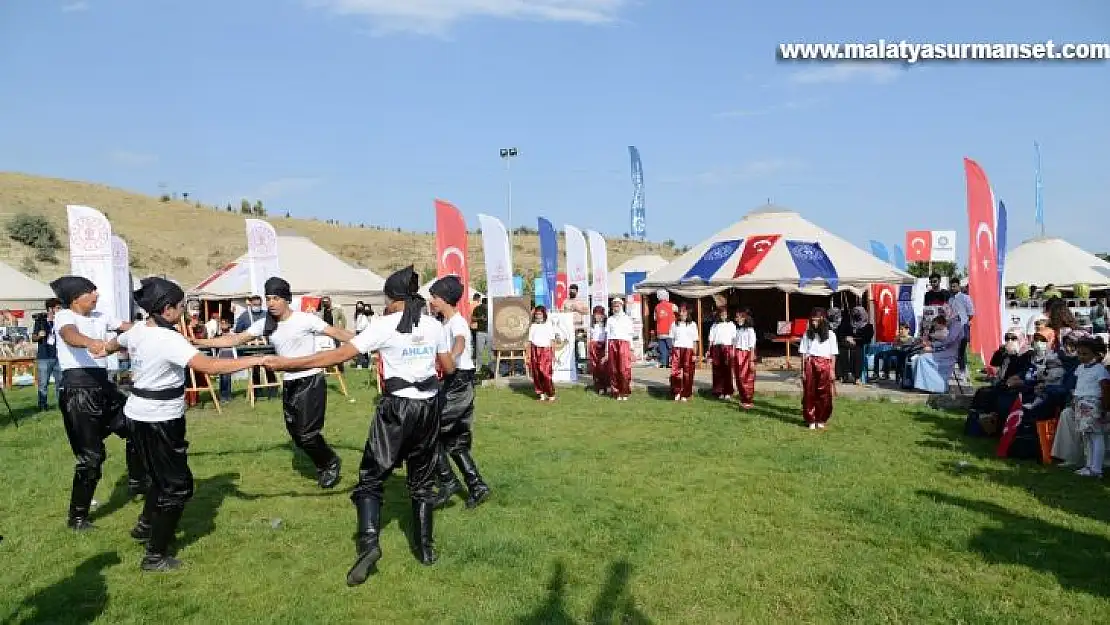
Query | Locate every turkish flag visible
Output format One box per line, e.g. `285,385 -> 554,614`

554,273 -> 568,310
732,235 -> 780,277
996,396 -> 1024,457
905,230 -> 932,262
870,284 -> 898,343
435,199 -> 472,320
964,158 -> 1000,359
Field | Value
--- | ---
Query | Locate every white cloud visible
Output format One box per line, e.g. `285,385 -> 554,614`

714,98 -> 823,119
305,0 -> 628,35
788,62 -> 902,85
251,177 -> 323,200
108,150 -> 157,167
61,1 -> 89,12
662,159 -> 803,186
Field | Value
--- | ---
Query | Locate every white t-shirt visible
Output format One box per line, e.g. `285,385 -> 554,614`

709,322 -> 737,346
54,309 -> 125,370
528,322 -> 557,348
734,327 -> 757,351
588,324 -> 607,343
1074,362 -> 1110,398
247,311 -> 329,381
605,313 -> 635,342
672,322 -> 699,349
118,323 -> 199,423
799,332 -> 839,359
444,313 -> 474,371
351,312 -> 449,400
355,313 -> 371,333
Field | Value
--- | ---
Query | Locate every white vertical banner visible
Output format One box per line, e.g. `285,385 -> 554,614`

564,225 -> 589,301
67,205 -> 115,317
627,293 -> 645,363
111,235 -> 131,322
550,312 -> 577,383
245,219 -> 280,296
477,214 -> 514,297
587,230 -> 609,313
930,230 -> 957,262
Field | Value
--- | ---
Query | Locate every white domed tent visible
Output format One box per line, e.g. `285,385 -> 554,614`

607,255 -> 670,295
637,205 -> 914,296
1003,237 -> 1110,291
0,260 -> 54,312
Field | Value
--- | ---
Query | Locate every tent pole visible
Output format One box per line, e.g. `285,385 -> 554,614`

784,292 -> 792,369
696,298 -> 704,369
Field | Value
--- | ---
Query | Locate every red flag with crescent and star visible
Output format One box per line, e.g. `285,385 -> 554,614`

554,273 -> 568,310
870,284 -> 898,343
964,158 -> 1000,360
732,235 -> 781,278
996,396 -> 1024,457
435,199 -> 472,320
905,230 -> 932,262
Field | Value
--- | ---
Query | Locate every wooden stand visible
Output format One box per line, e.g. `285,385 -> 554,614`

325,365 -> 349,397
180,316 -> 221,413
247,365 -> 282,407
493,350 -> 526,378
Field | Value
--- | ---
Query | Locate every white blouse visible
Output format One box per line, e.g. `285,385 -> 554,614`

605,313 -> 635,342
709,322 -> 737,346
528,322 -> 558,348
589,324 -> 607,343
672,322 -> 700,349
734,327 -> 757,351
799,332 -> 839,359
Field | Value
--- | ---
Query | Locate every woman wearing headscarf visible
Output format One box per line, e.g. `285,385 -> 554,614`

264,266 -> 455,586
799,308 -> 838,429
94,278 -> 266,571
194,277 -> 353,489
605,297 -> 635,400
426,276 -> 491,510
910,312 -> 964,393
835,306 -> 873,384
966,326 -> 1035,436
48,276 -> 144,531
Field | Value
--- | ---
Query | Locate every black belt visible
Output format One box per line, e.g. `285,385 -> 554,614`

130,385 -> 186,401
448,369 -> 475,383
61,367 -> 111,388
382,376 -> 440,395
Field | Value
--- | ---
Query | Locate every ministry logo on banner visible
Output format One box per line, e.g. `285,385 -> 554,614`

930,230 -> 957,262
681,239 -> 743,282
785,240 -> 839,291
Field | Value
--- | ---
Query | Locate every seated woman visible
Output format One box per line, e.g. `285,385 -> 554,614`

873,322 -> 917,381
966,327 -> 1038,436
1051,330 -> 1089,465
835,306 -> 873,384
911,314 -> 964,393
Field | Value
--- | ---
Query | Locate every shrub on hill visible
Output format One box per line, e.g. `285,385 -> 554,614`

5,213 -> 60,252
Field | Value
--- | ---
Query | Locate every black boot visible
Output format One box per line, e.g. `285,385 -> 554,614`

412,500 -> 436,566
126,441 -> 150,497
131,497 -> 158,542
432,451 -> 463,509
346,498 -> 382,586
141,507 -> 183,572
66,473 -> 97,531
452,451 -> 490,509
317,456 -> 342,490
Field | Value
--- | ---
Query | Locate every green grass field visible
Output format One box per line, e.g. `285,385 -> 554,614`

2,372 -> 1109,624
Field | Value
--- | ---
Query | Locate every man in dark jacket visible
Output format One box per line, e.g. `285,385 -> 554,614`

32,298 -> 62,410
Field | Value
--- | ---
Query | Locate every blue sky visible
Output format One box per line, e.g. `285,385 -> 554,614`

1,0 -> 1107,265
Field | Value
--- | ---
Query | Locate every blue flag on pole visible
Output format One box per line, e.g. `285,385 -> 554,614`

533,278 -> 547,307
890,245 -> 907,271
537,217 -> 558,310
997,201 -> 1007,300
1034,142 -> 1044,232
681,239 -> 743,281
785,240 -> 839,291
869,240 -> 890,263
629,147 -> 646,239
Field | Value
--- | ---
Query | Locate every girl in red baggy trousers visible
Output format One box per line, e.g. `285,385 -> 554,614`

799,308 -> 838,429
587,306 -> 609,394
669,305 -> 699,401
527,306 -> 557,401
605,297 -> 635,401
732,308 -> 757,409
708,307 -> 736,399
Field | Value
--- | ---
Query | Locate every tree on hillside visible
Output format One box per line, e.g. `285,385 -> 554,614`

253,200 -> 265,216
284,211 -> 291,219
240,199 -> 251,214
225,203 -> 233,213
6,214 -> 61,259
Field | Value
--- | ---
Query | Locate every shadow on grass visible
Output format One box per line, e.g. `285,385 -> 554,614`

176,472 -> 282,555
516,559 -> 653,625
190,441 -> 364,458
939,462 -> 1110,526
919,490 -> 1110,599
0,400 -> 43,429
911,408 -> 999,459
2,551 -> 121,625
91,474 -> 138,523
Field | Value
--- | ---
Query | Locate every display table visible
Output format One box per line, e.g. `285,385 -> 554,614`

0,356 -> 36,390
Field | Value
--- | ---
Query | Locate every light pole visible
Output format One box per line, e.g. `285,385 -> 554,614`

499,147 -> 518,246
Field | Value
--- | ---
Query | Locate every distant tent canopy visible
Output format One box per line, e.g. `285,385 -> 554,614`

1003,237 -> 1110,292
190,235 -> 386,308
607,255 -> 670,295
637,205 -> 914,297
0,261 -> 55,311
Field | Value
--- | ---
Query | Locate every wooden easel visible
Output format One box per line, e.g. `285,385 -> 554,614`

493,349 -> 527,378
325,365 -> 349,396
181,316 -> 222,414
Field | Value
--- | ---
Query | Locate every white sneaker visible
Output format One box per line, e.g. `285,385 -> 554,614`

548,396 -> 557,402
681,397 -> 688,402
538,394 -> 547,401
817,423 -> 826,429
808,424 -> 817,430
1076,467 -> 1103,477
674,395 -> 681,401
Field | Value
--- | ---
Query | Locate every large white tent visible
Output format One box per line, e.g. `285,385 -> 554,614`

0,260 -> 55,312
607,255 -> 669,295
191,236 -> 386,308
637,205 -> 914,296
1003,237 -> 1110,291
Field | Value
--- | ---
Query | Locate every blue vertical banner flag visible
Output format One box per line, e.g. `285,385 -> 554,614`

681,239 -> 743,281
890,244 -> 907,271
629,146 -> 646,239
785,240 -> 840,291
533,278 -> 547,307
996,201 -> 1007,299
868,240 -> 890,263
512,275 -> 524,296
537,217 -> 558,310
1034,142 -> 1044,233
897,284 -> 916,335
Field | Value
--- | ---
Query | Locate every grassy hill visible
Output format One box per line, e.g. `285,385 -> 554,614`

0,172 -> 678,289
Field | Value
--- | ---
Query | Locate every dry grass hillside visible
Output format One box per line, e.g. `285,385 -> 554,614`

0,172 -> 678,288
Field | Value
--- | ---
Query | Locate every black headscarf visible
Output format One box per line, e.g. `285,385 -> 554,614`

49,276 -> 97,307
262,277 -> 292,337
320,298 -> 334,325
384,266 -> 425,334
134,277 -> 185,330
429,276 -> 464,306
